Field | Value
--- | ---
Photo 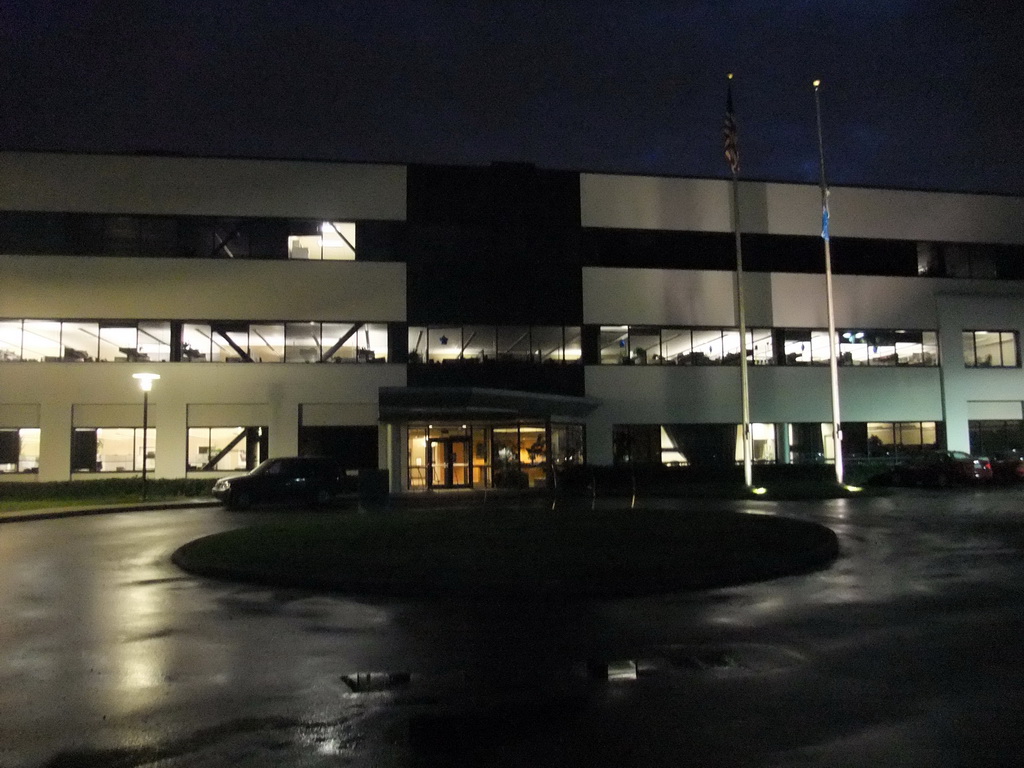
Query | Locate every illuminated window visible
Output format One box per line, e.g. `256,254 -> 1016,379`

497,326 -> 533,361
533,327 -> 569,362
182,323 -> 212,361
187,427 -> 266,472
71,428 -> 155,473
857,421 -> 939,456
276,321 -> 389,363
0,320 -> 22,361
839,330 -> 938,367
208,323 -> 251,363
98,324 -> 140,362
288,222 -> 356,260
563,328 -> 583,362
249,324 -> 285,363
427,326 -> 462,362
408,326 -> 580,364
660,426 -> 687,465
627,328 -> 661,364
691,328 -> 724,363
599,325 -> 629,364
781,329 -> 831,365
734,423 -> 777,463
749,328 -> 774,365
963,330 -> 1018,368
21,320 -> 61,361
60,322 -> 99,361
0,428 -> 40,473
600,326 -> 772,365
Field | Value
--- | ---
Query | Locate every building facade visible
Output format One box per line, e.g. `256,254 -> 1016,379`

2,151 -> 1024,490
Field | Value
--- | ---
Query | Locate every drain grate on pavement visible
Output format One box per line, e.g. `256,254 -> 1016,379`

582,643 -> 807,680
341,671 -> 412,693
339,643 -> 805,700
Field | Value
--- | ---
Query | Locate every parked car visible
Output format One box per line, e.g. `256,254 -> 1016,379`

212,456 -> 354,510
889,450 -> 993,487
989,451 -> 1024,483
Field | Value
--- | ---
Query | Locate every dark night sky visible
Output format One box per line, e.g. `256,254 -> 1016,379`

2,1 -> 1022,194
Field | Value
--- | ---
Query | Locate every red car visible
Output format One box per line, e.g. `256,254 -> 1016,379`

890,450 -> 993,487
990,452 -> 1024,483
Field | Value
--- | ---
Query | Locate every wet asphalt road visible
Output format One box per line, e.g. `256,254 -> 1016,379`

1,491 -> 1023,767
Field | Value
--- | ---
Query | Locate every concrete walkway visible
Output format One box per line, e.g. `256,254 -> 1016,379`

0,488 -> 538,524
0,498 -> 221,524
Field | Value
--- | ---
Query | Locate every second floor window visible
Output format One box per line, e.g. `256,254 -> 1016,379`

838,330 -> 939,366
408,325 -> 582,364
600,326 -> 774,365
597,326 -> 939,367
0,319 -> 389,363
963,330 -> 1019,368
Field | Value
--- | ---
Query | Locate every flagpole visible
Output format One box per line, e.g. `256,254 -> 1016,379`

814,79 -> 844,485
725,73 -> 753,489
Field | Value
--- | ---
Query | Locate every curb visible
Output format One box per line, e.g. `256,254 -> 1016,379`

0,499 -> 222,524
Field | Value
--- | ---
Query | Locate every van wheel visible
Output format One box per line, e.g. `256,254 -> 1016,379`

229,489 -> 252,510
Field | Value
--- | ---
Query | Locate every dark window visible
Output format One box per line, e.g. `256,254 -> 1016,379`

354,221 -> 404,262
919,242 -> 1024,279
0,212 -> 73,254
0,431 -> 19,464
71,429 -> 99,472
581,228 -> 734,270
831,237 -> 918,276
613,424 -> 661,465
742,234 -> 823,273
969,420 -> 1024,456
298,426 -> 378,469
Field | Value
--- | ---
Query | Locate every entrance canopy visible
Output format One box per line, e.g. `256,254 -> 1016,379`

379,386 -> 599,422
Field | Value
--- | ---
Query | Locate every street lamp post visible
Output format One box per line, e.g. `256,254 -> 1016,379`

132,373 -> 160,500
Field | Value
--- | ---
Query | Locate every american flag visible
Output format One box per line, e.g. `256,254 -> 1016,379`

723,76 -> 739,175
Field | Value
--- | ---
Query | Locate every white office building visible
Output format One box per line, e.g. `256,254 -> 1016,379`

2,151 -> 1023,490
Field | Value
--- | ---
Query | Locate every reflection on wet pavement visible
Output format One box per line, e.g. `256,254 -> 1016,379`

2,490 -> 1024,766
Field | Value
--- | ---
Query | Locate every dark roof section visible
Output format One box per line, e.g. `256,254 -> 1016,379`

4,148 -> 1022,199
378,387 -> 600,422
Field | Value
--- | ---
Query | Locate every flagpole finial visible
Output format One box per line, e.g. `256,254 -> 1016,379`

813,79 -> 821,89
728,72 -> 734,80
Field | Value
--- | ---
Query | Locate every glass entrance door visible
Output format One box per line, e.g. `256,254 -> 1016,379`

427,437 -> 471,488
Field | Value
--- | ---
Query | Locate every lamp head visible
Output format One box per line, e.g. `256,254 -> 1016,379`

132,372 -> 160,392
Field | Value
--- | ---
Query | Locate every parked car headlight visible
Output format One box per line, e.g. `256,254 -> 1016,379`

212,478 -> 232,492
